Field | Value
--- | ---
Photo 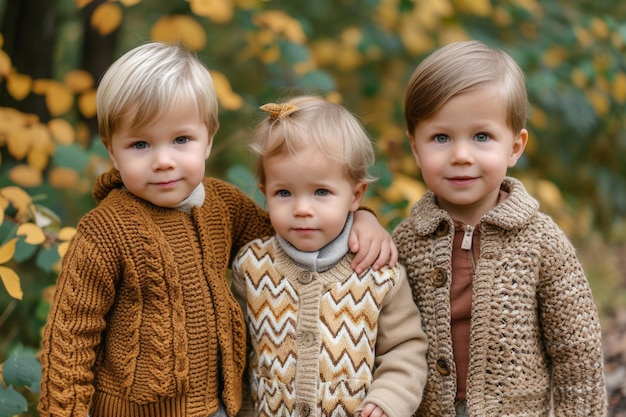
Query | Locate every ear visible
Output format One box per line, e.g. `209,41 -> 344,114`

258,182 -> 267,196
407,130 -> 422,168
103,138 -> 119,170
204,136 -> 214,160
349,182 -> 368,212
508,128 -> 528,168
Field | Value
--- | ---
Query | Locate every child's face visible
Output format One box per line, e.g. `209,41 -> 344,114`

105,100 -> 212,208
407,88 -> 527,224
260,146 -> 366,252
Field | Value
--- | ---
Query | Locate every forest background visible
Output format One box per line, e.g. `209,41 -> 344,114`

0,0 -> 625,415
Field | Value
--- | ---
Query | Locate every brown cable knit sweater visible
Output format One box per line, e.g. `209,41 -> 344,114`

38,168 -> 273,417
392,177 -> 607,417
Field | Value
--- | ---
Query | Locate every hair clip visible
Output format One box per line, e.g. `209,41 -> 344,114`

259,103 -> 300,121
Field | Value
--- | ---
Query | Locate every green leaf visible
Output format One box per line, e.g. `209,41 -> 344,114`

0,385 -> 28,417
226,165 -> 266,207
36,245 -> 61,272
2,350 -> 41,388
51,144 -> 90,171
298,70 -> 335,92
13,238 -> 38,263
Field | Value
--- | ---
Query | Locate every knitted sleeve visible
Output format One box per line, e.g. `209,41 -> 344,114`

535,215 -> 607,416
206,179 -> 273,263
358,265 -> 428,417
38,214 -> 119,417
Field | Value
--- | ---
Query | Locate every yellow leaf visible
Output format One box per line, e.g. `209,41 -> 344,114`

399,21 -> 434,55
7,72 -> 32,101
27,149 -> 50,171
49,167 -> 79,190
9,165 -> 43,188
612,72 -> 626,104
45,81 -> 74,116
542,46 -> 568,69
456,0 -> 492,16
209,70 -> 243,110
0,49 -> 12,77
64,69 -> 94,93
32,78 -> 53,95
7,127 -> 31,160
119,0 -> 141,5
587,89 -> 609,116
0,238 -> 17,264
590,17 -> 609,39
58,241 -> 71,258
91,3 -> 122,36
0,266 -> 22,300
78,89 -> 97,118
253,10 -> 306,44
150,15 -> 207,51
188,0 -> 234,24
75,0 -> 94,7
58,227 -> 77,241
17,222 -> 46,245
48,118 -> 75,145
0,187 -> 31,212
570,68 -> 587,88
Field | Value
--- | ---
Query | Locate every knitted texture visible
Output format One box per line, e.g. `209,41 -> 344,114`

392,177 -> 607,417
232,237 -> 427,417
39,168 -> 273,417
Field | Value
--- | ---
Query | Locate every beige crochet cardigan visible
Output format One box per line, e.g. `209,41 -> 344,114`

392,177 -> 606,417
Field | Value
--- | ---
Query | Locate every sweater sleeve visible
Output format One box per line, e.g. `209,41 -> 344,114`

357,264 -> 428,417
537,220 -> 607,416
38,223 -> 118,417
208,179 -> 273,264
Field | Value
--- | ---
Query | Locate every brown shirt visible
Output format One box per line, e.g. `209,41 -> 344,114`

450,222 -> 480,401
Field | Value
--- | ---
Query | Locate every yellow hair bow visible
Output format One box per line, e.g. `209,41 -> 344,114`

259,103 -> 300,121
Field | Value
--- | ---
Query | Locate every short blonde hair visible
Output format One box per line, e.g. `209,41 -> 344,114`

96,42 -> 219,146
404,40 -> 528,135
251,96 -> 375,185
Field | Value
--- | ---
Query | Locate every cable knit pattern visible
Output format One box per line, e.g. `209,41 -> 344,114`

39,168 -> 273,417
392,177 -> 607,417
232,237 -> 428,417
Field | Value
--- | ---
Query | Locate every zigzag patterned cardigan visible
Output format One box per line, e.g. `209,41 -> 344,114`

232,236 -> 428,417
392,177 -> 607,417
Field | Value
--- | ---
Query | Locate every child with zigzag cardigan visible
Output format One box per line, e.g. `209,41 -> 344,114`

232,96 -> 428,417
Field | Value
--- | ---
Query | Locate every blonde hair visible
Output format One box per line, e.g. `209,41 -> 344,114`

404,40 -> 528,134
251,96 -> 376,185
96,42 -> 219,146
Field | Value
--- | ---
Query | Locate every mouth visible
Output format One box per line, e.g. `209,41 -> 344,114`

153,179 -> 180,187
447,176 -> 476,185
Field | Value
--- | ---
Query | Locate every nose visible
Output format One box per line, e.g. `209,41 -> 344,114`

293,197 -> 313,216
152,146 -> 175,171
450,140 -> 473,165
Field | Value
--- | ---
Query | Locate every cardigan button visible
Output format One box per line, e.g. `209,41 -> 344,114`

301,331 -> 315,346
435,222 -> 449,237
436,358 -> 451,376
299,272 -> 313,284
430,269 -> 446,287
298,402 -> 311,416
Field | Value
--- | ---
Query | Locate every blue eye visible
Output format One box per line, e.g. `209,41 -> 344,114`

475,133 -> 490,142
133,141 -> 148,150
315,189 -> 329,196
434,134 -> 449,143
174,136 -> 189,144
278,190 -> 291,197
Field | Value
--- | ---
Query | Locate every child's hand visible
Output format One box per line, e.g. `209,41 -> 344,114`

360,402 -> 388,417
349,209 -> 398,274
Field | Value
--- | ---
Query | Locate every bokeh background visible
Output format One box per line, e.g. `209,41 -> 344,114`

0,0 -> 625,415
